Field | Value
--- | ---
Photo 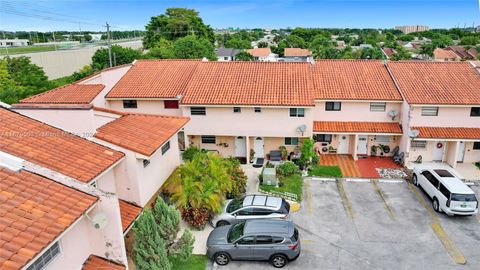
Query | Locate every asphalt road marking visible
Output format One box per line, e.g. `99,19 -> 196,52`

371,180 -> 396,222
337,180 -> 354,220
305,177 -> 312,216
407,183 -> 466,265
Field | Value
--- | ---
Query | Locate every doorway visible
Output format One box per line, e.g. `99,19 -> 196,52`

457,141 -> 465,163
338,135 -> 350,154
357,135 -> 368,156
432,141 -> 445,161
235,136 -> 247,157
254,137 -> 264,158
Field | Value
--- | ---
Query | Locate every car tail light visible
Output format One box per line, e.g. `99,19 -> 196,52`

288,244 -> 298,251
446,199 -> 450,207
280,214 -> 288,220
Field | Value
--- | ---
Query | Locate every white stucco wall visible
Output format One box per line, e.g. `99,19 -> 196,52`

410,106 -> 480,128
108,100 -> 183,116
84,65 -> 132,108
313,101 -> 402,122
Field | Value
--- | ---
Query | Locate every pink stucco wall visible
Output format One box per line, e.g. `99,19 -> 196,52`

410,106 -> 480,128
313,101 -> 402,122
108,100 -> 183,116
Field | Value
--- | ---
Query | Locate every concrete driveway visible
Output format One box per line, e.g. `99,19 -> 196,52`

211,179 -> 480,270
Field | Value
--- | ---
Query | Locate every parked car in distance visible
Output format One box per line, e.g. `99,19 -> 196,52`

211,195 -> 290,227
207,219 -> 301,268
412,165 -> 478,216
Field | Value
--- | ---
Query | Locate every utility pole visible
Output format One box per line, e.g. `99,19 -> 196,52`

106,22 -> 113,67
52,31 -> 57,50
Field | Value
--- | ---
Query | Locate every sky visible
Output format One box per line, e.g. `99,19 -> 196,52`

0,0 -> 479,32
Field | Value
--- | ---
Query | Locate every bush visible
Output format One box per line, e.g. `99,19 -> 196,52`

277,161 -> 300,176
182,145 -> 202,161
225,157 -> 247,199
312,155 -> 320,165
278,146 -> 288,160
181,207 -> 210,229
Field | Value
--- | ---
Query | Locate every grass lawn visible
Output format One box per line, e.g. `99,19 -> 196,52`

169,255 -> 208,270
308,165 -> 343,178
260,173 -> 303,202
0,45 -> 57,55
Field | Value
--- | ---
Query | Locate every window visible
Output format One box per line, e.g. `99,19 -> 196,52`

254,107 -> 261,113
233,107 -> 241,113
370,102 -> 386,112
143,159 -> 150,168
422,171 -> 439,188
236,208 -> 253,216
471,107 -> 480,117
285,137 -> 299,145
164,100 -> 179,109
237,236 -> 254,245
325,102 -> 341,111
224,56 -> 229,61
474,142 -> 480,150
123,100 -> 137,108
313,134 -> 332,143
421,106 -> 438,116
256,235 -> 273,244
201,136 -> 216,144
190,107 -> 206,115
26,241 -> 60,270
161,141 -> 170,155
411,140 -> 427,149
289,108 -> 305,117
375,135 -> 390,143
439,183 -> 451,199
272,236 -> 285,244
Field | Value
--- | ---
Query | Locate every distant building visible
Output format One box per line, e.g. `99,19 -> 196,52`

215,47 -> 241,61
283,48 -> 312,62
382,48 -> 397,59
433,48 -> 461,62
336,40 -> 346,49
445,46 -> 478,60
0,38 -> 29,47
247,47 -> 278,62
395,25 -> 429,34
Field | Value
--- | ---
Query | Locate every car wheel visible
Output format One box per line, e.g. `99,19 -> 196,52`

216,220 -> 230,227
412,174 -> 418,186
214,252 -> 230,266
432,198 -> 440,212
271,254 -> 287,268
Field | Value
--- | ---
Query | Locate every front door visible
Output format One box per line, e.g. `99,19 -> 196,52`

432,141 -> 445,161
254,137 -> 264,158
357,135 -> 368,156
457,141 -> 465,163
235,136 -> 247,157
337,135 -> 350,154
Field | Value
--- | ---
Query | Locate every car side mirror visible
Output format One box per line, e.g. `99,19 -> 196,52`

234,243 -> 238,248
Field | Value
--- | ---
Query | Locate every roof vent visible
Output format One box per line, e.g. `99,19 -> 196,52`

0,151 -> 24,172
202,57 -> 209,62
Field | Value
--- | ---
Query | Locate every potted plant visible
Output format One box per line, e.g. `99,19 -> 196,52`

371,145 -> 378,156
279,146 -> 288,160
249,149 -> 255,163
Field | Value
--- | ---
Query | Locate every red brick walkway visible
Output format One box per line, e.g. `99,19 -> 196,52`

319,154 -> 361,178
356,157 -> 402,178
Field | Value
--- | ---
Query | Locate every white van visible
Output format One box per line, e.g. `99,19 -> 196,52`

412,166 -> 478,216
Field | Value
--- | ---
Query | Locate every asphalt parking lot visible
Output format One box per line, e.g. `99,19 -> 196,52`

212,179 -> 480,270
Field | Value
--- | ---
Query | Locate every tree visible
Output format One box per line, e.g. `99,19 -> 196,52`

172,36 -> 216,60
390,45 -> 411,61
257,41 -> 268,48
143,8 -> 214,49
133,209 -> 171,270
224,38 -> 251,49
0,59 -> 24,104
92,45 -> 141,69
431,35 -> 453,48
299,138 -> 315,167
145,38 -> 175,59
4,56 -> 50,94
460,36 -> 479,46
420,43 -> 436,57
235,51 -> 254,61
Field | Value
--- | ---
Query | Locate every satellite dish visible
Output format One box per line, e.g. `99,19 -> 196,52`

296,125 -> 307,136
91,213 -> 108,230
387,110 -> 399,120
409,130 -> 420,138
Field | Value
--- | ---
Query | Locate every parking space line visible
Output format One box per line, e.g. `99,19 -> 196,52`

407,183 -> 467,265
371,180 -> 396,222
336,180 -> 354,220
305,177 -> 312,216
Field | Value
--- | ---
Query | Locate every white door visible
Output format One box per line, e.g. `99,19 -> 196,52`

357,135 -> 368,155
457,141 -> 465,163
337,135 -> 350,154
235,136 -> 247,157
432,141 -> 445,161
254,137 -> 264,158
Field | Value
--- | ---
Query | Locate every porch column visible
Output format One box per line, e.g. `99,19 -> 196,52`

246,136 -> 251,164
352,134 -> 359,160
445,141 -> 459,168
184,132 -> 190,148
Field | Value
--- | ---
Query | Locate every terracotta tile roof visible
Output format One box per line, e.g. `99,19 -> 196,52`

433,48 -> 460,60
106,60 -> 200,99
82,255 -> 125,270
182,62 -> 315,106
310,60 -> 402,101
247,48 -> 271,57
118,200 -> 142,232
20,84 -> 105,104
11,103 -> 93,109
284,48 -> 311,57
93,106 -> 128,116
313,121 -> 402,134
0,168 -> 97,270
382,48 -> 396,57
412,126 -> 480,140
94,113 -> 189,156
0,108 -> 124,183
388,61 -> 480,105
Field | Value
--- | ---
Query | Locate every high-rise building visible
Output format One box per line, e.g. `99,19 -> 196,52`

395,25 -> 429,34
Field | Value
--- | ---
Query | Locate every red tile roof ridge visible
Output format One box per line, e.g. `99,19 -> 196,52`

93,106 -> 128,116
19,83 -> 105,104
134,59 -> 202,62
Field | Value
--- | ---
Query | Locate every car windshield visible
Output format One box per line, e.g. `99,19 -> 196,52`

226,199 -> 243,213
451,194 -> 477,202
228,221 -> 245,243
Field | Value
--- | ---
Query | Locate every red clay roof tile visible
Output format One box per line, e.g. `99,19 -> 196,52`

310,60 -> 402,101
94,113 -> 189,156
388,61 -> 480,105
284,48 -> 311,57
118,200 -> 142,232
412,126 -> 480,140
0,108 -> 124,183
0,168 -> 97,269
20,84 -> 105,104
82,254 -> 125,270
247,48 -> 271,57
313,121 -> 402,134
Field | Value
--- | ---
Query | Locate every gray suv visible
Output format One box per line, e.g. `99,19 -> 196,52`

206,220 -> 301,268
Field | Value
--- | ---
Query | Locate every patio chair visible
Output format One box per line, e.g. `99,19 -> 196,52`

413,155 -> 422,164
391,146 -> 400,159
252,157 -> 265,168
393,152 -> 404,164
269,150 -> 282,162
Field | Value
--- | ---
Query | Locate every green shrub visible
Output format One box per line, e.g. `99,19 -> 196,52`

312,155 -> 320,165
277,161 -> 300,176
225,157 -> 247,199
278,146 -> 288,160
181,145 -> 202,161
181,207 -> 210,229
